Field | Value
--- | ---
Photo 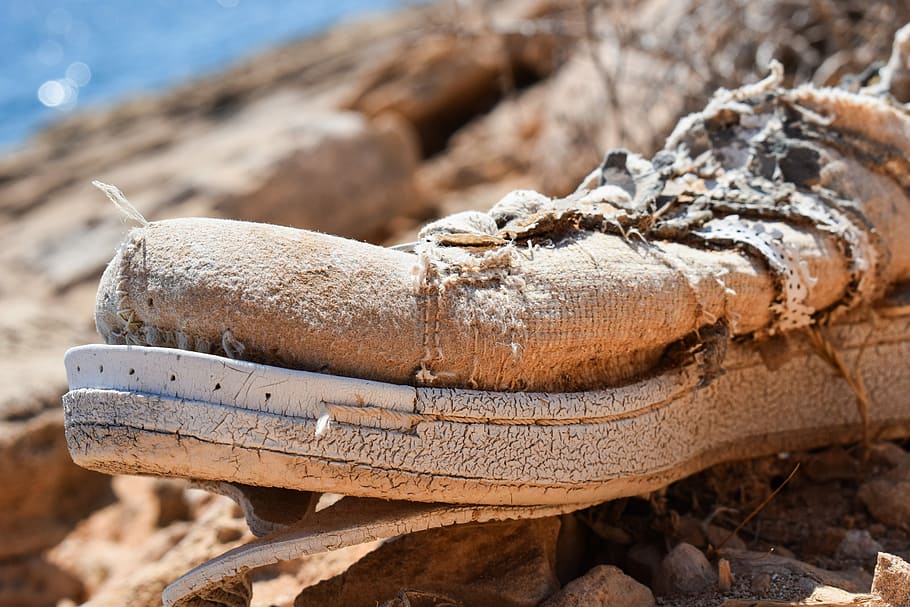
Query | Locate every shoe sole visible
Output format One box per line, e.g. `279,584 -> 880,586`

63,294 -> 910,507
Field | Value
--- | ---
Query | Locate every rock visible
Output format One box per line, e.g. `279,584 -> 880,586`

531,44 -> 696,195
0,407 -> 112,559
836,529 -> 883,562
343,32 -> 510,156
49,536 -> 147,597
751,572 -> 772,596
653,543 -> 717,596
80,496 -> 250,607
882,460 -> 910,484
539,565 -> 655,607
872,552 -> 910,607
798,576 -> 821,596
0,297 -> 111,560
214,111 -> 426,243
807,526 -> 850,557
807,585 -> 872,604
718,559 -> 733,593
343,20 -> 558,157
46,476 -> 221,599
720,548 -> 871,594
0,555 -> 85,607
294,517 -> 561,607
416,88 -> 547,194
803,447 -> 861,482
867,442 -> 910,469
859,480 -> 910,527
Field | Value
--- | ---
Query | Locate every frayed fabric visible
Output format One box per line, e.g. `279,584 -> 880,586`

94,69 -> 910,393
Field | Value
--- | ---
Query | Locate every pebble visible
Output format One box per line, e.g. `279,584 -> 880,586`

653,543 -> 718,595
718,558 -> 733,592
836,529 -> 883,561
751,572 -> 772,596
868,442 -> 910,469
540,565 -> 655,607
872,552 -> 910,606
858,480 -> 910,527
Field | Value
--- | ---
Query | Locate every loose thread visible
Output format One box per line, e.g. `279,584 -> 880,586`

92,180 -> 148,226
715,462 -> 800,551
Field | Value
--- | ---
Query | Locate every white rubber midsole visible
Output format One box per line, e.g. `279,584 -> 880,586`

63,312 -> 910,505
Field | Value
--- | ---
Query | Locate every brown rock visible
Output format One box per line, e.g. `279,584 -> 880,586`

0,555 -> 85,607
806,585 -> 873,604
0,409 -> 112,560
718,559 -> 733,593
721,548 -> 871,594
0,296 -> 112,558
416,89 -> 547,194
294,518 -> 561,607
653,543 -> 717,596
859,480 -> 910,527
872,552 -> 910,607
803,447 -> 861,482
867,442 -> 910,469
751,572 -> 772,596
80,497 -> 250,607
214,112 -> 424,243
540,565 -> 654,607
882,460 -> 910,484
47,477 -> 226,598
343,24 -> 557,157
345,32 -> 508,156
531,45 -> 696,195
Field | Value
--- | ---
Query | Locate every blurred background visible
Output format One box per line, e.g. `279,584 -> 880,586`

0,0 -> 412,148
1,1 -> 909,606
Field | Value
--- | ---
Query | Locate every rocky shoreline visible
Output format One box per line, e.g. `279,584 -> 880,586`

2,1 -> 910,605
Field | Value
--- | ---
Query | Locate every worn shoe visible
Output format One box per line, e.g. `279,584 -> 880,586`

64,63 -> 910,511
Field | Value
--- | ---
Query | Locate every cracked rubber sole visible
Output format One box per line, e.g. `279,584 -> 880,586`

63,301 -> 910,507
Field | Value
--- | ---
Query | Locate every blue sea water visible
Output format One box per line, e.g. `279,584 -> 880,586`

0,0 -> 411,151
